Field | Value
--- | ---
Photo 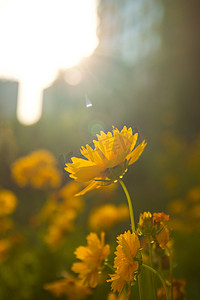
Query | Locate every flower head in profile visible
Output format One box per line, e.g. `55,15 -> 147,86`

153,212 -> 170,249
107,230 -> 141,294
138,211 -> 153,235
44,276 -> 91,300
138,212 -> 170,249
65,126 -> 146,196
72,232 -> 110,288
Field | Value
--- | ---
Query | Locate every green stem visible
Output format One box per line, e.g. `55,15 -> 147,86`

119,179 -> 144,300
104,262 -> 115,272
148,237 -> 153,266
127,282 -> 131,300
119,179 -> 135,232
138,273 -> 144,300
142,264 -> 170,300
166,245 -> 173,300
148,237 -> 157,300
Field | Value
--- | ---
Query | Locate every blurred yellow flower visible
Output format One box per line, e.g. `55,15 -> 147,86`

187,186 -> 200,203
59,181 -> 83,199
89,204 -> 129,231
0,189 -> 17,216
72,232 -> 110,288
44,276 -> 91,300
157,278 -> 186,300
11,149 -> 62,189
189,204 -> 200,219
0,239 -> 11,261
65,126 -> 146,196
38,182 -> 83,224
45,209 -> 77,249
168,199 -> 187,215
107,230 -> 140,294
59,183 -> 84,212
0,218 -> 13,234
168,186 -> 200,233
107,292 -> 126,300
36,182 -> 84,249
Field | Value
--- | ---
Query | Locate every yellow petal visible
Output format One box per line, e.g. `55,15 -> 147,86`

94,131 -> 114,160
107,274 -> 126,294
130,133 -> 138,151
74,246 -> 90,260
80,145 -> 95,162
70,165 -> 105,182
65,157 -> 95,174
127,140 -> 147,166
75,181 -> 100,196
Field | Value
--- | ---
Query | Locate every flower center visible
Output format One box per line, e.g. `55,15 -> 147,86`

105,160 -> 128,182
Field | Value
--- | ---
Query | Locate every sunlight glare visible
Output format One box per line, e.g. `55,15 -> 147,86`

0,0 -> 99,124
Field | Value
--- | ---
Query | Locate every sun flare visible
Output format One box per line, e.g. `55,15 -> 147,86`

0,0 -> 99,125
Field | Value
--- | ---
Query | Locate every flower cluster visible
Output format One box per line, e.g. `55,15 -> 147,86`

44,126 -> 187,300
11,149 -> 62,189
138,211 -> 170,249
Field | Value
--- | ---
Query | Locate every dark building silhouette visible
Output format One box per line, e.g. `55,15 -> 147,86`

0,80 -> 18,121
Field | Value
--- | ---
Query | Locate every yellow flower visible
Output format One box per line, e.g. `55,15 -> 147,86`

138,211 -> 153,235
0,189 -> 17,216
153,212 -> 170,224
12,149 -> 62,189
88,204 -> 129,231
107,230 -> 140,294
155,227 -> 170,250
65,126 -> 146,196
138,212 -> 170,249
153,212 -> 170,249
72,232 -> 110,288
44,276 -> 91,300
59,181 -> 83,199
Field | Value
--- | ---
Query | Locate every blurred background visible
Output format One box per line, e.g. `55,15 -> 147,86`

0,0 -> 199,299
